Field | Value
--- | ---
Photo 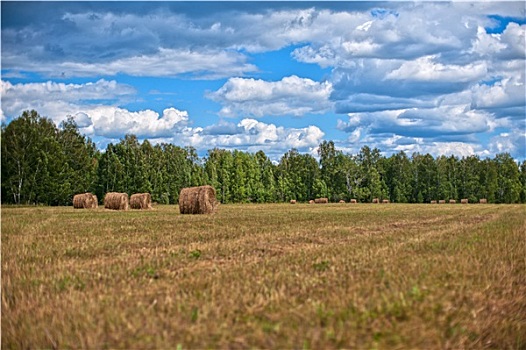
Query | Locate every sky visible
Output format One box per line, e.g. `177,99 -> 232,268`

1,1 -> 525,161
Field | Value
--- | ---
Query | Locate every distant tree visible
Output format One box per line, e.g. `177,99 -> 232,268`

494,153 -> 521,203
1,110 -> 67,205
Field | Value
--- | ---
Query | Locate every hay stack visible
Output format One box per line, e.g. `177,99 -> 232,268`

130,193 -> 152,209
479,198 -> 487,204
104,192 -> 129,210
461,198 -> 469,204
449,199 -> 456,204
73,193 -> 98,209
179,185 -> 218,214
290,200 -> 297,204
314,198 -> 328,204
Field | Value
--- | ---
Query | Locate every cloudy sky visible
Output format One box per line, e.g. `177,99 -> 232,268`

1,1 -> 525,160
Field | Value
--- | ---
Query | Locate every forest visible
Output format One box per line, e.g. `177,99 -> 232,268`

2,110 -> 525,206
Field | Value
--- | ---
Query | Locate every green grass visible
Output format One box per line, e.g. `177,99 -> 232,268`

2,203 -> 525,349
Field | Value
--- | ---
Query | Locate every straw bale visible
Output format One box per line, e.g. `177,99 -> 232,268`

339,200 -> 345,203
479,198 -> 487,204
179,185 -> 218,214
73,193 -> 98,209
449,199 -> 456,204
350,199 -> 357,203
130,193 -> 152,209
430,200 -> 437,204
314,198 -> 328,204
372,198 -> 379,203
439,200 -> 446,204
104,192 -> 129,210
290,200 -> 297,204
309,200 -> 315,204
461,198 -> 469,204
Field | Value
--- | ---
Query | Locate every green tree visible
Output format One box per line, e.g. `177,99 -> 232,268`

57,116 -> 99,204
494,153 -> 521,203
1,110 -> 67,205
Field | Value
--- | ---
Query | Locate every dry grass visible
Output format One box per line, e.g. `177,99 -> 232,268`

2,203 -> 525,349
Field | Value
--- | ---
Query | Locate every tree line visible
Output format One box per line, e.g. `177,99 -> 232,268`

2,110 -> 525,205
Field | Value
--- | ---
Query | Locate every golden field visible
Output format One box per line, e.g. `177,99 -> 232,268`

2,203 -> 525,349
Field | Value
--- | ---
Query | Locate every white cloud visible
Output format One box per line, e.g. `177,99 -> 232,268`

0,79 -> 136,124
3,49 -> 258,79
188,118 -> 325,155
471,74 -> 525,112
385,55 -> 488,82
489,130 -> 526,158
87,106 -> 189,139
208,75 -> 333,117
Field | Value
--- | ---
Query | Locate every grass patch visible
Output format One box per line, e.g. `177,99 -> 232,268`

2,203 -> 525,349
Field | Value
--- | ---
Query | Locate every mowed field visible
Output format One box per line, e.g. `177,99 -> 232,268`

2,203 -> 525,349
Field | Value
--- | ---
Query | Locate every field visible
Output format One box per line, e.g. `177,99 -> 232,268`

2,203 -> 525,349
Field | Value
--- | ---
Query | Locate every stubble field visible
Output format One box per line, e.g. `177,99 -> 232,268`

2,203 -> 525,349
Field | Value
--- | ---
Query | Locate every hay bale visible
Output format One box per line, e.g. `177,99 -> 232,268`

439,200 -> 446,204
339,200 -> 345,203
382,199 -> 390,204
461,198 -> 469,204
130,193 -> 152,209
430,200 -> 437,204
314,198 -> 328,204
479,198 -> 487,204
372,198 -> 379,203
449,199 -> 456,204
309,200 -> 315,204
104,192 -> 129,210
350,199 -> 357,204
179,185 -> 218,214
290,200 -> 297,204
73,193 -> 98,209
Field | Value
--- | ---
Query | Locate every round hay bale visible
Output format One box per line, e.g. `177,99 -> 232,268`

479,198 -> 487,204
430,200 -> 437,204
382,199 -> 390,204
309,200 -> 314,204
179,185 -> 218,214
449,199 -> 456,204
314,198 -> 328,204
73,193 -> 98,209
290,200 -> 297,204
439,200 -> 446,204
104,192 -> 129,210
339,200 -> 345,203
130,193 -> 152,209
372,198 -> 379,203
461,198 -> 469,204
350,199 -> 357,204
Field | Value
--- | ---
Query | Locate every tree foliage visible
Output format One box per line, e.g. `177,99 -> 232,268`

2,110 -> 525,205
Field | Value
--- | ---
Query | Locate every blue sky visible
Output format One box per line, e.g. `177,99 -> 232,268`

1,1 -> 525,161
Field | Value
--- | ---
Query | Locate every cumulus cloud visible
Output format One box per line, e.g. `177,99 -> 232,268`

2,2 -> 525,159
208,75 -> 333,117
385,56 -> 488,83
189,118 -> 325,156
337,105 -> 499,147
3,49 -> 258,79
